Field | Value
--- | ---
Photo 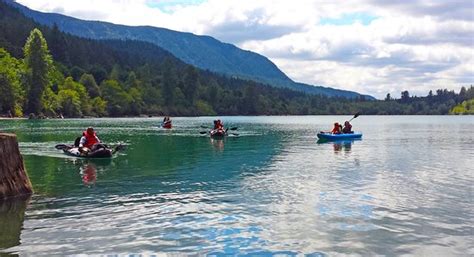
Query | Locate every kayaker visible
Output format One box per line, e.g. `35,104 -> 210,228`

214,119 -> 224,130
162,116 -> 172,128
342,121 -> 353,134
79,127 -> 102,152
331,122 -> 342,134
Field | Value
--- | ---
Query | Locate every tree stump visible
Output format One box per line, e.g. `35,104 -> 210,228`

0,133 -> 33,199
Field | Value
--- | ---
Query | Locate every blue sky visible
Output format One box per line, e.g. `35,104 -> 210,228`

145,0 -> 206,13
319,13 -> 378,26
15,0 -> 474,98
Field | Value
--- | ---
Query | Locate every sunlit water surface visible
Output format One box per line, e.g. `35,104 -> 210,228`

0,116 -> 473,256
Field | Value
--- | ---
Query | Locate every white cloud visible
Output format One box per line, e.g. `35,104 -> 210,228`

15,0 -> 474,99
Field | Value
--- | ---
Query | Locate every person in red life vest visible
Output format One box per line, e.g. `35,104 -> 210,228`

79,127 -> 102,152
342,121 -> 353,134
331,122 -> 342,134
213,119 -> 224,130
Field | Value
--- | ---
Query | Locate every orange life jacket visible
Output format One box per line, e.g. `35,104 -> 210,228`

83,131 -> 99,148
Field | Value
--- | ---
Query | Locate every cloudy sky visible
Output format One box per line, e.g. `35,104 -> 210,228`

16,0 -> 474,98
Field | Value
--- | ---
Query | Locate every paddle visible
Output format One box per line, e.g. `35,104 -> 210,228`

55,144 -> 70,150
112,144 -> 126,154
348,112 -> 360,122
201,125 -> 237,130
200,126 -> 235,133
199,131 -> 208,134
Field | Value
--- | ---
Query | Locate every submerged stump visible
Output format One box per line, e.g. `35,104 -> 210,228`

0,133 -> 33,199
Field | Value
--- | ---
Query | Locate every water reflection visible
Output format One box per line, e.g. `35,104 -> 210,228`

333,140 -> 352,153
317,138 -> 361,154
210,138 -> 225,151
77,159 -> 113,187
80,162 -> 97,186
0,197 -> 30,253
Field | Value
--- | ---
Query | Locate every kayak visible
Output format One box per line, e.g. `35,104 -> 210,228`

317,132 -> 362,140
55,143 -> 124,158
210,129 -> 226,138
61,146 -> 113,158
162,121 -> 172,129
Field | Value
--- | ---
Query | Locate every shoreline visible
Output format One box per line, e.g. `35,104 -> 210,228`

0,114 -> 470,120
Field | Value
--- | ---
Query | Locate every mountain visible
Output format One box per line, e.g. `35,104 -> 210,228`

7,0 -> 374,99
1,0 -> 364,117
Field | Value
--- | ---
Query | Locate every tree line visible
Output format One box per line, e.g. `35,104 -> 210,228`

0,28 -> 472,118
0,1 -> 472,117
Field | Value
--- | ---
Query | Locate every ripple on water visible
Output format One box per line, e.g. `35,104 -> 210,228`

0,116 -> 472,255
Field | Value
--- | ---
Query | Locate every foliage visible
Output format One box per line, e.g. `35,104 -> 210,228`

58,77 -> 91,116
100,80 -> 132,116
91,97 -> 108,117
0,48 -> 24,116
450,99 -> 474,115
57,88 -> 81,117
195,100 -> 216,116
23,28 -> 53,115
79,73 -> 100,98
41,86 -> 59,116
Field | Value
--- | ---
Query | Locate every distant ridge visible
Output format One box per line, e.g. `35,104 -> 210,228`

8,0 -> 374,99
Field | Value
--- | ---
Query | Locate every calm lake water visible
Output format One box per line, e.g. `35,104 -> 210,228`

0,116 -> 473,256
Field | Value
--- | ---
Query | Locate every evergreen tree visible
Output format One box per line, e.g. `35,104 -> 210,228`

23,28 -> 53,115
183,66 -> 199,104
48,23 -> 70,65
401,90 -> 410,103
79,73 -> 100,97
243,85 -> 257,114
125,71 -> 140,89
459,86 -> 466,98
162,59 -> 176,107
89,66 -> 108,85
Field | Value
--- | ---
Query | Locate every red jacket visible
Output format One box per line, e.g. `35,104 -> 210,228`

331,125 -> 342,134
82,131 -> 99,148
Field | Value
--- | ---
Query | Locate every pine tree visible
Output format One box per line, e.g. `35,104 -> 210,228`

183,66 -> 199,104
79,73 -> 101,97
23,28 -> 53,115
49,23 -> 70,65
162,59 -> 176,107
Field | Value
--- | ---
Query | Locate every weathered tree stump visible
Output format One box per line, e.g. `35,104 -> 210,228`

0,133 -> 33,199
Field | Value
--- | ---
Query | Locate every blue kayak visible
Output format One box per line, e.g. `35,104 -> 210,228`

317,132 -> 362,140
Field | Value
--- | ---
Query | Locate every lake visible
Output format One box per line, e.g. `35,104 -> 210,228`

0,116 -> 473,256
